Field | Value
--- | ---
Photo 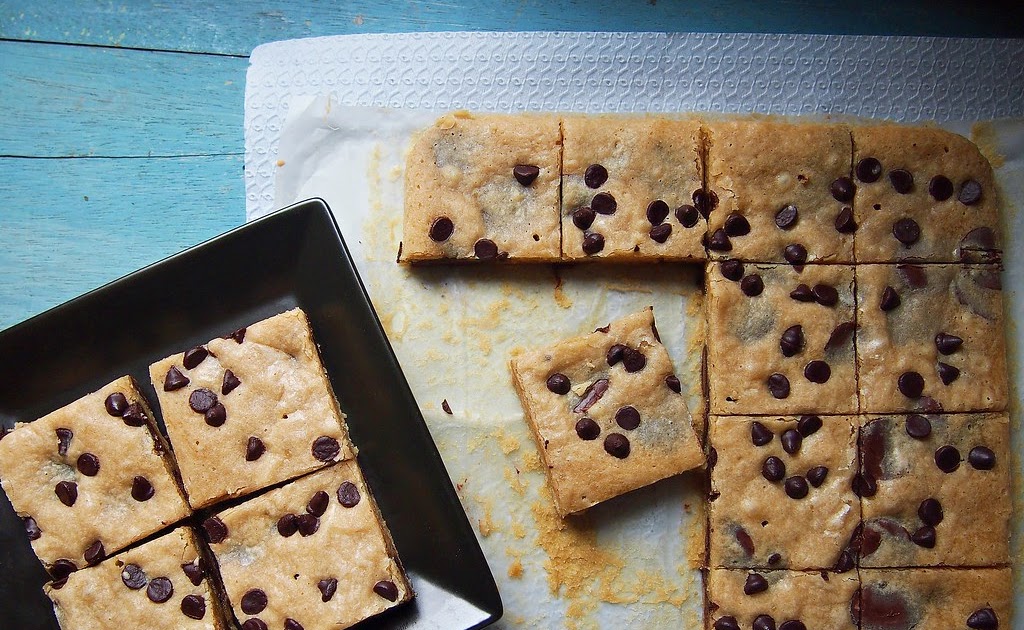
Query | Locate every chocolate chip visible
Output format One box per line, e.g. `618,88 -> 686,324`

966,607 -> 999,629
572,206 -> 596,230
804,360 -> 831,384
622,348 -> 646,373
724,213 -> 750,237
932,332 -> 963,356
241,588 -> 268,614
918,498 -> 943,526
665,375 -> 681,393
55,481 -> 78,507
182,560 -> 204,586
132,475 -> 155,501
513,164 -> 540,186
312,436 -> 340,461
830,177 -> 855,202
284,619 -> 304,630
958,179 -> 983,205
790,284 -> 815,302
856,157 -> 883,183
713,617 -> 740,630
775,205 -> 798,230
245,436 -> 266,462
105,392 -> 128,416
781,429 -> 803,455
147,576 -> 174,603
888,169 -> 914,194
121,403 -> 148,427
880,286 -> 901,311
306,490 -> 330,517
778,622 -> 806,630
905,414 -> 932,439
834,549 -> 855,573
650,223 -> 672,243
744,573 -> 769,595
76,453 -> 100,476
852,473 -> 877,498
693,188 -> 718,218
910,525 -> 936,548
227,327 -> 246,343
202,516 -> 228,543
762,456 -> 786,482
56,428 -> 73,457
740,274 -> 764,297
277,514 -> 299,537
928,175 -> 954,201
221,369 -> 241,395
318,577 -> 338,602
591,192 -> 616,215
768,553 -> 782,566
373,579 -> 401,602
84,540 -> 104,564
892,218 -> 921,246
604,433 -> 630,458
968,446 -> 996,470
767,373 -> 790,399
121,563 -> 147,589
935,445 -> 961,473
297,514 -> 320,536
784,476 -> 809,499
204,403 -> 226,427
584,164 -> 608,189
582,232 -> 605,255
812,284 -> 838,306
751,421 -> 774,446
798,415 -> 822,437
646,200 -> 670,225
898,264 -> 928,288
783,243 -> 807,265
707,228 -> 732,251
23,516 -> 41,540
676,204 -> 700,227
614,406 -> 641,430
735,527 -> 754,556
752,615 -> 777,630
242,620 -> 268,630
936,362 -> 960,385
163,366 -> 190,391
337,481 -> 361,507
832,207 -> 857,235
181,594 -> 206,620
720,260 -> 744,281
429,217 -> 454,242
573,379 -> 610,414
183,346 -> 209,370
474,239 -> 498,260
50,559 -> 78,586
897,371 -> 925,398
807,466 -> 829,487
189,388 -> 218,413
546,373 -> 571,394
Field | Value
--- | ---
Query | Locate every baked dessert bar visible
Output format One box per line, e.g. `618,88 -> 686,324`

707,569 -> 859,630
858,568 -> 1011,630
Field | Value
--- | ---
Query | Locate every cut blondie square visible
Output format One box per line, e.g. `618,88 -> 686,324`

858,568 -> 1011,630
560,115 -> 707,260
509,307 -> 704,517
204,459 -> 412,630
46,526 -> 226,629
707,569 -> 859,630
0,376 -> 189,575
704,119 -> 855,263
401,111 -> 562,262
149,308 -> 354,509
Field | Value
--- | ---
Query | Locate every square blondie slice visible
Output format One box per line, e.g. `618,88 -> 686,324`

401,111 -> 562,262
708,415 -> 860,571
857,413 -> 1010,568
855,264 -> 1007,413
204,459 -> 412,630
852,125 -> 1002,263
704,119 -> 855,263
149,308 -> 354,509
560,115 -> 706,261
0,376 -> 189,574
509,307 -> 704,517
858,568 -> 1011,629
707,569 -> 859,630
46,526 -> 226,629
706,262 -> 858,415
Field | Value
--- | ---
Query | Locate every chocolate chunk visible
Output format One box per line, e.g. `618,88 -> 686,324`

708,447 -> 718,469
604,433 -> 630,458
307,490 -> 330,517
834,549 -> 855,573
606,344 -> 626,366
202,516 -> 228,543
713,617 -> 740,630
897,371 -> 924,398
693,188 -> 718,218
665,375 -> 681,393
775,205 -> 798,230
374,580 -> 400,601
647,200 -> 670,225
707,227 -> 732,251
892,218 -> 921,246
183,346 -> 209,370
856,157 -> 883,183
513,164 -> 540,186
572,206 -> 596,230
189,388 -> 218,413
622,348 -> 646,373
790,284 -> 815,302
297,514 -> 320,536
898,264 -> 928,288
784,243 -> 809,266
76,453 -> 100,476
918,498 -> 943,526
924,175 -> 954,201
147,576 -> 174,603
934,445 -> 961,473
23,516 -> 41,540
798,415 -> 822,437
830,177 -> 855,202
724,212 -> 750,237
56,428 -> 73,457
905,414 -> 932,439
242,620 -> 269,630
181,594 -> 206,620
767,373 -> 790,399
50,559 -> 78,586
852,473 -> 877,498
740,274 -> 764,297
780,429 -> 803,455
753,614 -> 777,630
163,366 -> 190,391
546,373 -> 571,394
879,286 -> 901,311
121,563 -> 147,589
958,179 -> 983,205
910,525 -> 936,548
584,164 -> 608,189
132,475 -> 155,501
245,436 -> 266,462
720,260 -> 744,281
744,573 -> 769,595
337,481 -> 361,507
676,204 -> 700,228
55,481 -> 78,507
227,327 -> 247,343
84,540 -> 105,564
959,226 -> 1000,263
221,369 -> 241,395
888,169 -> 914,194
735,527 -> 755,556
825,321 -> 856,352
859,583 -> 915,628
807,466 -> 829,488
582,232 -> 605,255
312,436 -> 341,462
182,560 -> 204,586
572,379 -> 609,413
241,588 -> 268,614
318,577 -> 338,602
204,403 -> 226,427
591,192 -> 617,215
966,608 -> 999,629
284,619 -> 304,630
751,421 -> 774,446
650,223 -> 672,243
968,446 -> 996,470
474,238 -> 499,260
615,406 -> 641,430
933,332 -> 963,355
121,403 -> 148,427
936,362 -> 960,385
429,217 -> 454,242
812,284 -> 838,306
277,514 -> 299,537
803,360 -> 831,384
762,456 -> 786,482
778,622 -> 806,630
835,207 -> 857,233
105,392 -> 128,416
784,476 -> 809,499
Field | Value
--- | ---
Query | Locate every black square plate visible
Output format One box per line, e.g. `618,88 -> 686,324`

0,199 -> 502,629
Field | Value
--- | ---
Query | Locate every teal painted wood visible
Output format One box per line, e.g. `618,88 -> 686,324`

0,40 -> 245,157
1,0 -> 1022,56
0,155 -> 244,330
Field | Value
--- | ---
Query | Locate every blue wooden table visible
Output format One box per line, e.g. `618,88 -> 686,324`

1,1 -> 1022,331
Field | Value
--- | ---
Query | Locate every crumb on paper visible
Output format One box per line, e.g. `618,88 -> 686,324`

496,429 -> 520,455
504,465 -> 528,496
684,486 -> 708,569
441,399 -> 453,415
511,521 -> 527,539
477,504 -> 497,537
352,14 -> 363,25
276,159 -> 286,167
507,559 -> 524,579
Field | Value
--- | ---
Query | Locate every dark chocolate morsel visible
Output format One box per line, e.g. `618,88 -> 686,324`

778,622 -> 806,630
582,232 -> 605,255
584,164 -> 608,189
767,373 -> 790,399
277,514 -> 299,537
751,421 -> 774,447
202,516 -> 228,544
474,238 -> 499,260
646,200 -> 670,225
825,321 -> 857,352
606,344 -> 626,366
898,264 -> 928,288
693,188 -> 718,218
775,204 -> 798,229
803,360 -> 831,384
307,490 -> 330,517
55,481 -> 78,507
23,516 -> 42,540
84,540 -> 105,564
546,373 -> 571,394
790,284 -> 815,302
572,206 -> 595,230
181,594 -> 206,620
928,175 -> 954,201
780,429 -> 802,455
856,157 -> 883,183
937,362 -> 960,385
591,191 -> 617,215
222,369 -> 241,395
968,446 -> 996,470
228,327 -> 247,343
835,207 -> 857,233
147,576 -> 174,603
241,588 -> 268,614
182,560 -> 204,586
966,607 -> 999,629
297,514 -> 320,536
888,169 -> 914,194
204,403 -> 226,427
132,475 -> 155,501
784,476 -> 809,499
934,332 -> 963,355
665,375 -> 681,393
163,366 -> 190,391
622,348 -> 646,373
797,415 -> 822,437
740,274 -> 764,297
56,428 -> 73,457
245,436 -> 266,462
707,228 -> 732,251
513,164 -> 540,186
762,456 -> 786,482
892,218 -> 921,246
242,620 -> 269,630
807,466 -> 829,488
812,284 -> 839,307
743,572 -> 769,595
852,473 -> 877,498
880,286 -> 901,311
676,204 -> 700,228
905,414 -> 932,439
312,436 -> 341,461
183,346 -> 208,370
650,223 -> 672,243
753,615 -> 776,630
188,388 -> 218,413
373,580 -> 400,602
614,406 -> 641,430
735,527 -> 754,556
604,433 -> 630,459
713,617 -> 740,630
918,498 -> 943,527
337,481 -> 361,508
830,177 -> 855,202
318,577 -> 339,602
910,525 -> 936,548
934,445 -> 961,473
958,179 -> 983,205
50,559 -> 78,583
783,243 -> 807,265
720,260 -> 744,281
897,371 -> 925,398
724,212 -> 751,237
105,392 -> 128,416
121,563 -> 147,589
121,403 -> 148,427
284,619 -> 304,630
429,217 -> 454,242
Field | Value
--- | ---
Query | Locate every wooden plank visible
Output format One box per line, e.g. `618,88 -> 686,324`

2,0 -> 1022,56
0,155 -> 244,330
0,40 -> 245,157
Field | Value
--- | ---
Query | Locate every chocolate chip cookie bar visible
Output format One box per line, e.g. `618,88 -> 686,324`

46,526 -> 225,629
704,120 -> 855,263
851,125 -> 1002,263
707,569 -> 859,630
149,308 -> 354,509
856,413 -> 1010,568
0,376 -> 190,574
204,459 -> 411,630
560,115 -> 706,260
509,307 -> 704,516
401,111 -> 562,262
858,568 -> 1011,630
708,415 -> 859,571
706,262 -> 858,415
855,264 -> 1007,413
